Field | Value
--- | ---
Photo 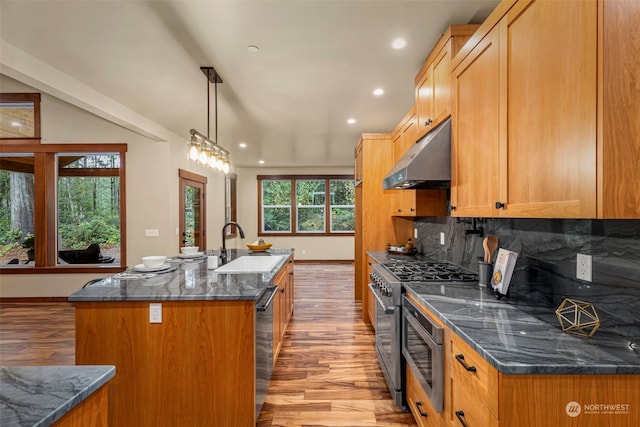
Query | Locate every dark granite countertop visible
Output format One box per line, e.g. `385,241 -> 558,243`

0,365 -> 115,427
368,251 -> 640,375
68,248 -> 293,302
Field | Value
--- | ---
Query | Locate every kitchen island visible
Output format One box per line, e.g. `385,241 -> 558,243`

0,365 -> 115,427
68,249 -> 294,427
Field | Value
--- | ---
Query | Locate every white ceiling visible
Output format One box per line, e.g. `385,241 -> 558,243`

0,0 -> 498,168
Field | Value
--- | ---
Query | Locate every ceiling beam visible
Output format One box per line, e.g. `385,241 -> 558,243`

0,39 -> 179,143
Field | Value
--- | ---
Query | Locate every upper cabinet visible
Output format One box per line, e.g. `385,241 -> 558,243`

415,25 -> 480,140
599,0 -> 640,218
451,0 -> 639,218
390,109 -> 447,217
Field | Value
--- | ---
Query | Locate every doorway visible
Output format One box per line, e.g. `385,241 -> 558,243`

179,169 -> 207,251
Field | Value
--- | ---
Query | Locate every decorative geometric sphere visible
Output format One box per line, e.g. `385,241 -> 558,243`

555,298 -> 600,337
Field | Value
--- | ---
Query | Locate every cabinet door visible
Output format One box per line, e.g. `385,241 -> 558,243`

451,23 -> 502,217
432,43 -> 451,126
500,0 -> 597,217
600,0 -> 640,218
391,131 -> 406,215
272,287 -> 283,366
416,66 -> 434,137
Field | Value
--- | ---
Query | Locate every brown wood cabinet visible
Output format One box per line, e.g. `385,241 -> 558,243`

366,255 -> 376,327
75,257 -> 294,427
599,0 -> 640,218
273,256 -> 294,365
451,0 -> 640,219
406,293 -> 640,427
354,133 -> 401,320
52,384 -> 109,427
415,25 -> 479,140
390,110 -> 448,218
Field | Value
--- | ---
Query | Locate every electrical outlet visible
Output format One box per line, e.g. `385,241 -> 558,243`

149,303 -> 162,323
440,232 -> 445,245
414,228 -> 418,239
576,254 -> 592,282
144,229 -> 159,237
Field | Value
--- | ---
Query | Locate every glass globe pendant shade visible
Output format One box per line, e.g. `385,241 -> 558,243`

189,144 -> 199,161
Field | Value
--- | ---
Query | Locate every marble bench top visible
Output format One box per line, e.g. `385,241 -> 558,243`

0,365 -> 115,427
367,251 -> 639,375
68,249 -> 293,302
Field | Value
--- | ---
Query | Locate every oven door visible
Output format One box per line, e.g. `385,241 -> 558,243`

401,295 -> 444,412
368,283 -> 404,409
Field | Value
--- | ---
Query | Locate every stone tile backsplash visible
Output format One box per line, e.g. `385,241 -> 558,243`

414,217 -> 640,340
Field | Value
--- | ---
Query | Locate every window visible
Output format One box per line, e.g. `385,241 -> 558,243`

1,93 -> 126,273
0,146 -> 126,272
0,93 -> 40,139
258,175 -> 354,236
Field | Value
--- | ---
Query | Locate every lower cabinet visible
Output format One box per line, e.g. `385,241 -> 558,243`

366,256 -> 376,328
406,365 -> 441,427
273,256 -> 294,365
405,294 -> 640,427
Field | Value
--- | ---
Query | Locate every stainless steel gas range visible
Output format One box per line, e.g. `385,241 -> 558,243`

368,258 -> 478,411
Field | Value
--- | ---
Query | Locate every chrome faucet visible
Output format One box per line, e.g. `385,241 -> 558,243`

220,221 -> 245,263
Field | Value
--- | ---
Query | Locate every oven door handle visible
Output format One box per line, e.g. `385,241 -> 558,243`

368,283 -> 395,314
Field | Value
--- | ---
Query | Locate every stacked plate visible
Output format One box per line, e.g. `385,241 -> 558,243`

133,263 -> 173,273
176,252 -> 206,259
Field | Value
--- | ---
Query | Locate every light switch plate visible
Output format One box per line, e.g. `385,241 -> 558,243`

149,303 -> 162,323
144,229 -> 159,237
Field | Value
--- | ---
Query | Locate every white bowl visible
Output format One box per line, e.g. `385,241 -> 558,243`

141,255 -> 166,268
181,246 -> 199,255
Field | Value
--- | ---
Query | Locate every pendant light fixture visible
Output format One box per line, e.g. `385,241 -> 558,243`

187,66 -> 230,174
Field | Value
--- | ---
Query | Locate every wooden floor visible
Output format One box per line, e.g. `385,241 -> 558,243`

0,263 -> 416,427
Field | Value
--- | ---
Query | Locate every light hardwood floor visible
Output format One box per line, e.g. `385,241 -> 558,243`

0,263 -> 416,427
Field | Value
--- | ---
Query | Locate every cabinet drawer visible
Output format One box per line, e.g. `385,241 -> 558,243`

406,364 -> 441,427
451,334 -> 498,417
451,380 -> 498,427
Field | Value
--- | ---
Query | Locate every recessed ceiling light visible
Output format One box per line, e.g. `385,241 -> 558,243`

258,160 -> 265,164
373,88 -> 384,96
247,45 -> 259,53
347,118 -> 356,124
239,142 -> 247,148
392,38 -> 407,50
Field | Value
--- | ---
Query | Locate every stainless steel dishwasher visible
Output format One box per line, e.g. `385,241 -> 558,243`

255,285 -> 278,419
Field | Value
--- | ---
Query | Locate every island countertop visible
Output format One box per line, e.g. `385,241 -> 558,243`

68,248 -> 293,302
0,365 -> 115,427
367,251 -> 640,375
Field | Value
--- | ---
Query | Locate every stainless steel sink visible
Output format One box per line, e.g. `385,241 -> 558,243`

215,255 -> 283,274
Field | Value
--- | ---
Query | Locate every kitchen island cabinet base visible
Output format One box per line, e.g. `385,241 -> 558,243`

75,300 -> 256,427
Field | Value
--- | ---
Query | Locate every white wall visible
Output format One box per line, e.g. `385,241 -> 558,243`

235,167 -> 354,261
0,75 -> 228,297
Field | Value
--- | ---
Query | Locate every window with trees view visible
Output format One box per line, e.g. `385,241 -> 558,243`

0,148 -> 126,270
258,175 -> 355,236
1,93 -> 126,272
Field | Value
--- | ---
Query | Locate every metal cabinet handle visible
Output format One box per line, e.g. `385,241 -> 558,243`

455,410 -> 468,427
495,201 -> 505,209
455,354 -> 477,372
415,401 -> 428,418
425,118 -> 433,126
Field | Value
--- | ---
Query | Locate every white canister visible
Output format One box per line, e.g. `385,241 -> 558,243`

207,255 -> 219,270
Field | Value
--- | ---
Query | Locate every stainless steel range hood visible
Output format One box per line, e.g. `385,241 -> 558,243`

383,116 -> 451,190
